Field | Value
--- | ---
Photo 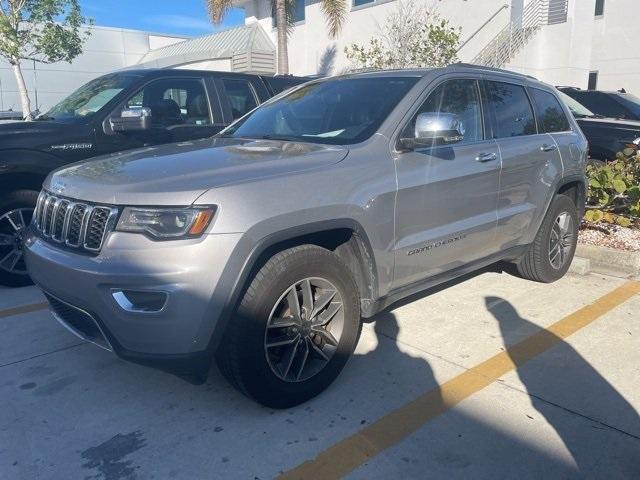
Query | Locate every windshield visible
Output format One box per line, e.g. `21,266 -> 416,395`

41,73 -> 138,120
558,91 -> 594,118
613,92 -> 640,118
221,76 -> 420,145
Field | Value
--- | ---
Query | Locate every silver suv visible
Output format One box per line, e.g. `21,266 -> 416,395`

24,65 -> 587,408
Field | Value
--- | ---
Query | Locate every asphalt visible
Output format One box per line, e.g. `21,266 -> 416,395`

1,268 -> 639,480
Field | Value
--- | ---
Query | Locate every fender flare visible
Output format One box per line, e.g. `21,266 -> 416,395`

206,218 -> 378,354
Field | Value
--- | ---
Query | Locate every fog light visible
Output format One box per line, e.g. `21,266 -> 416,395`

111,290 -> 168,313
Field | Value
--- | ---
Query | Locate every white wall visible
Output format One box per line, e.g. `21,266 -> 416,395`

0,26 -> 186,113
589,0 -> 640,94
174,58 -> 233,71
506,0 -> 596,89
239,0 -> 640,95
240,0 -> 513,75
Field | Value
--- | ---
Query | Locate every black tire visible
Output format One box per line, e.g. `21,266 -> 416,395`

515,194 -> 579,283
0,190 -> 39,287
217,245 -> 361,408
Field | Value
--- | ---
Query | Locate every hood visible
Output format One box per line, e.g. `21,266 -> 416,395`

0,120 -> 82,151
44,137 -> 349,205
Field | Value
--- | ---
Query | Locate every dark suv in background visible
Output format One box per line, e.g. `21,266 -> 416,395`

557,90 -> 640,162
559,87 -> 640,121
0,69 -> 307,286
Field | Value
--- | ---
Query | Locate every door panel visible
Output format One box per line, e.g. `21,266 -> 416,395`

393,78 -> 500,289
394,141 -> 501,287
486,81 -> 564,249
494,133 -> 562,249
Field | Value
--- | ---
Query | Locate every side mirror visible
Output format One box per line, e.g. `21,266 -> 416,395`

110,107 -> 152,132
400,112 -> 465,149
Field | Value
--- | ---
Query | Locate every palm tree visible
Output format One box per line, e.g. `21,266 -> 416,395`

207,0 -> 347,75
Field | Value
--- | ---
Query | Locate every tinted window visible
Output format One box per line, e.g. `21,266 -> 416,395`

530,88 -> 571,133
611,93 -> 640,119
572,91 -> 628,118
264,76 -> 307,95
222,77 -> 419,145
222,78 -> 258,120
486,81 -> 537,138
124,78 -> 212,127
595,0 -> 605,16
408,79 -> 483,145
273,0 -> 305,25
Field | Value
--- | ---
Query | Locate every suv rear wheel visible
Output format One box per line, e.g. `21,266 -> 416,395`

515,194 -> 579,283
0,190 -> 38,287
217,245 -> 361,408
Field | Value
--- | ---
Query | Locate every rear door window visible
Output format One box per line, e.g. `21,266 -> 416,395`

221,78 -> 259,120
485,81 -> 537,138
530,88 -> 571,133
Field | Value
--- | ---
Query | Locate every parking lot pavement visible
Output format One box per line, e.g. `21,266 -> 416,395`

1,271 -> 639,480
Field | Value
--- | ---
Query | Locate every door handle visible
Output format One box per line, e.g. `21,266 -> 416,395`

475,152 -> 497,162
540,143 -> 557,152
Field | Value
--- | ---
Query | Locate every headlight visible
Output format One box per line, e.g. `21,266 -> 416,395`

116,207 -> 215,239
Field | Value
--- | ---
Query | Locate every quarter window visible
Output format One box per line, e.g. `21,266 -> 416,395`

486,81 -> 537,138
408,79 -> 484,146
530,89 -> 571,133
222,78 -> 258,120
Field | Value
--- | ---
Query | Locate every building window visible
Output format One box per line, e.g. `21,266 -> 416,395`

353,0 -> 375,6
594,0 -> 605,17
588,71 -> 599,90
272,0 -> 305,27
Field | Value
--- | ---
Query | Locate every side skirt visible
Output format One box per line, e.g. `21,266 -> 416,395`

362,245 -> 528,318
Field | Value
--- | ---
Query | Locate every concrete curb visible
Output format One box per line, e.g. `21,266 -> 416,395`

570,244 -> 640,278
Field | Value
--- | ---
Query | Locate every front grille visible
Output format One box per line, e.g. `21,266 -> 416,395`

44,292 -> 112,351
33,191 -> 118,253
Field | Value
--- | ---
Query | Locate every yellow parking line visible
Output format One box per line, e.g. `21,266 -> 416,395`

278,280 -> 640,480
0,301 -> 49,319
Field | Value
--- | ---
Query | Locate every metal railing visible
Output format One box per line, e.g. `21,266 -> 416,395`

472,0 -> 568,69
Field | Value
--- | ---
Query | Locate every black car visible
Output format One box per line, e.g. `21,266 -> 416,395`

559,86 -> 640,121
558,90 -> 640,162
0,69 -> 307,286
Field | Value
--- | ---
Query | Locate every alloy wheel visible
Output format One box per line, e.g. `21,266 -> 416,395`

549,211 -> 574,270
0,208 -> 32,276
264,277 -> 345,383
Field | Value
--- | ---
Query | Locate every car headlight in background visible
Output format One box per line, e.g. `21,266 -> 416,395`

116,207 -> 215,239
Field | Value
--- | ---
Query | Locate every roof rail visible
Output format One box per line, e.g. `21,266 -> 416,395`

452,62 -> 537,80
556,85 -> 581,90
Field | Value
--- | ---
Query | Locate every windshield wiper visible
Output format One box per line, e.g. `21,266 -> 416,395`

255,134 -> 300,142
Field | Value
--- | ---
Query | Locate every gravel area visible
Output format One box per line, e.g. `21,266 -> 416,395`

578,223 -> 640,252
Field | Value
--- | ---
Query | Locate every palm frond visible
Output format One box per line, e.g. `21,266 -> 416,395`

207,0 -> 233,24
321,0 -> 347,38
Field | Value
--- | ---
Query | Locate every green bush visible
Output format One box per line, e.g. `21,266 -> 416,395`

584,147 -> 640,228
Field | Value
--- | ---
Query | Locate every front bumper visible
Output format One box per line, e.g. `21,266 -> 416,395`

24,229 -> 243,359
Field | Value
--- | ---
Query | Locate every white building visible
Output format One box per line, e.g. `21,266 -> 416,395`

235,0 -> 640,94
0,26 -> 186,113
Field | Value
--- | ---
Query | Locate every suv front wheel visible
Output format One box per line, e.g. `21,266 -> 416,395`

515,194 -> 579,283
217,245 -> 361,408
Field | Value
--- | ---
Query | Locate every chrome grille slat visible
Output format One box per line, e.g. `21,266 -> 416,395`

31,191 -> 117,253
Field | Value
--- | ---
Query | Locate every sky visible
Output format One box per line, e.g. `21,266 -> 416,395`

80,0 -> 246,37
